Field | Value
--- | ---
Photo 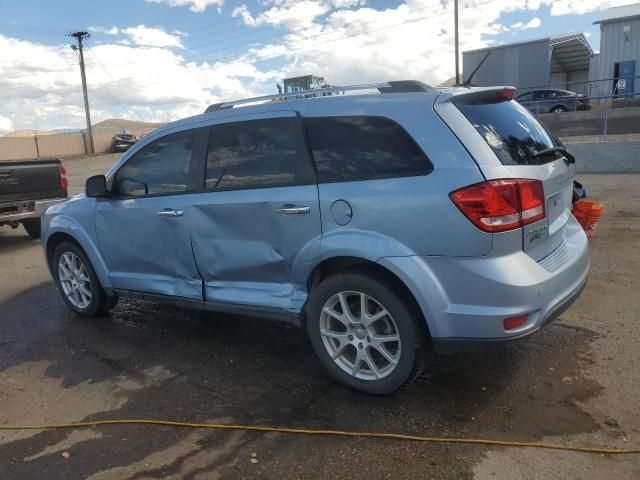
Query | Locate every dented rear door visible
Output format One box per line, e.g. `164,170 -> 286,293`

189,112 -> 321,314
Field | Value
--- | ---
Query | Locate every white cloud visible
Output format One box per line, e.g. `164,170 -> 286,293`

145,0 -> 224,13
511,17 -> 541,30
549,0 -> 631,16
234,0 -> 367,29
89,26 -> 120,35
0,33 -> 279,130
232,4 -> 258,26
122,25 -> 184,48
0,114 -> 13,134
0,0 -> 621,133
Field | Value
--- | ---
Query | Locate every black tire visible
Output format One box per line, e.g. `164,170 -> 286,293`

306,272 -> 427,395
550,105 -> 567,113
22,219 -> 41,239
52,241 -> 117,317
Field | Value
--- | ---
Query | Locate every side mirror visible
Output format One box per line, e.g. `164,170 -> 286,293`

85,175 -> 108,198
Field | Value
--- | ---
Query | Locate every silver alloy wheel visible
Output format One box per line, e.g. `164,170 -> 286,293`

58,252 -> 92,309
319,291 -> 401,381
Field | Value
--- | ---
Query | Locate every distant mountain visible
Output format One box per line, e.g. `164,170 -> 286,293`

3,129 -> 40,137
49,128 -> 82,134
437,76 -> 462,87
91,119 -> 165,131
3,119 -> 166,137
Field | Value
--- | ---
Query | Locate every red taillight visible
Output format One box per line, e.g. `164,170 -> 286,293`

518,179 -> 545,224
503,314 -> 527,331
450,179 -> 545,233
58,163 -> 68,190
496,87 -> 516,101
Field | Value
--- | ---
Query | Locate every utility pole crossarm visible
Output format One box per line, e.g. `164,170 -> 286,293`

69,31 -> 94,155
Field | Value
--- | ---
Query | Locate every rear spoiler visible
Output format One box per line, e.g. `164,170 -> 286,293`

438,86 -> 518,106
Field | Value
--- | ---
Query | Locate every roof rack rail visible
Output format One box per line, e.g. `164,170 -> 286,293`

204,80 -> 432,113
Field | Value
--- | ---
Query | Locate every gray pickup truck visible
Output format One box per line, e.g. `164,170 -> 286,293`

0,158 -> 68,238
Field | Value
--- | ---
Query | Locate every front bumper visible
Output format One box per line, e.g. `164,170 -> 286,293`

379,215 -> 590,353
114,143 -> 135,151
0,198 -> 66,224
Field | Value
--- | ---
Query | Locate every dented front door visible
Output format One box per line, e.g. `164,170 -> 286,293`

189,112 -> 321,314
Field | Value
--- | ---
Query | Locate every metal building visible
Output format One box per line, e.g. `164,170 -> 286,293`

590,4 -> 640,97
462,33 -> 593,93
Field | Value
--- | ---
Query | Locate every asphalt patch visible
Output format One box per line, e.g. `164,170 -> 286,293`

0,283 -> 603,479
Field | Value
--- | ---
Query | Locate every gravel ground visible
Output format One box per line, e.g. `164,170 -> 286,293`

0,155 -> 638,479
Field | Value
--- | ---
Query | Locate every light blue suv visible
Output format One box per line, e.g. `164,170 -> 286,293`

42,81 -> 590,394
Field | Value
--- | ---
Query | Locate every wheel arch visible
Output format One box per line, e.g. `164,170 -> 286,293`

44,218 -> 113,291
305,255 -> 432,341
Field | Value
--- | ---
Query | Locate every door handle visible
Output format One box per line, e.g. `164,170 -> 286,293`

157,209 -> 184,217
275,205 -> 310,215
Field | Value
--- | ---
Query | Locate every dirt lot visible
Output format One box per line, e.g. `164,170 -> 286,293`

0,154 -> 638,479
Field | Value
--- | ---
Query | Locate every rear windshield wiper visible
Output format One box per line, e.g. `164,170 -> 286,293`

532,147 -> 575,164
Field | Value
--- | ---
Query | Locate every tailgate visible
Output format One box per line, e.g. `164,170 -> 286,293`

0,159 -> 65,204
490,159 -> 573,261
436,88 -> 574,261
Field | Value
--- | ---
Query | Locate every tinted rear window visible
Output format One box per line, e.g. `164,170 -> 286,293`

303,116 -> 432,182
459,100 -> 559,165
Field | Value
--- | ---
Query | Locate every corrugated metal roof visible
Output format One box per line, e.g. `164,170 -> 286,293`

463,36 -> 549,54
594,3 -> 640,24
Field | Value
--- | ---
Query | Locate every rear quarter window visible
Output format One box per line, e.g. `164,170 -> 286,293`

303,116 -> 433,183
458,100 -> 559,165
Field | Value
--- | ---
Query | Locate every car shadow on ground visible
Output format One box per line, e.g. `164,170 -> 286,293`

0,283 -> 604,478
0,230 -> 39,255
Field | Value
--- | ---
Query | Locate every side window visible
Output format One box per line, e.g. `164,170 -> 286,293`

517,92 -> 532,102
303,116 -> 432,183
206,117 -> 315,191
115,130 -> 195,197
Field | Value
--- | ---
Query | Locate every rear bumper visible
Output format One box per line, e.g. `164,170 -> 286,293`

0,198 -> 66,224
378,215 -> 590,352
432,273 -> 588,353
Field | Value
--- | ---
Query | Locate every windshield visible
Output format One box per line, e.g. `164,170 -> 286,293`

458,99 -> 560,165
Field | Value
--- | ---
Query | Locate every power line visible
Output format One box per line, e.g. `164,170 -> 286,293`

87,48 -> 142,121
181,0 -> 488,65
1,0 -> 494,99
95,0 -> 455,69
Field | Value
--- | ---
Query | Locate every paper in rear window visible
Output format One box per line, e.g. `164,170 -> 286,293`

458,100 -> 559,165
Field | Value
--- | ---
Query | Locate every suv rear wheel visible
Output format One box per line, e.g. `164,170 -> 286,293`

52,241 -> 117,316
306,273 -> 425,394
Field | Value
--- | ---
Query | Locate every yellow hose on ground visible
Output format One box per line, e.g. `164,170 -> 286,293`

1,419 -> 638,455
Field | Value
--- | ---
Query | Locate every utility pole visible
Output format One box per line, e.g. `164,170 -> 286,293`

454,0 -> 460,84
69,31 -> 94,154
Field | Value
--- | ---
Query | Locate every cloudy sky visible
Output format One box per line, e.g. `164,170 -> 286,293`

0,0 -> 629,133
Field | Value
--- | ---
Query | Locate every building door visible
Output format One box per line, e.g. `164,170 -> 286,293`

613,61 -> 635,96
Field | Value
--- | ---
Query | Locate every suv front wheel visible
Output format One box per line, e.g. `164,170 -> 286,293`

306,273 -> 426,394
52,241 -> 117,316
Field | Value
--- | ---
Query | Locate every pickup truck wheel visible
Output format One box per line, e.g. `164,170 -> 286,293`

22,219 -> 41,239
306,273 -> 426,395
52,241 -> 111,317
